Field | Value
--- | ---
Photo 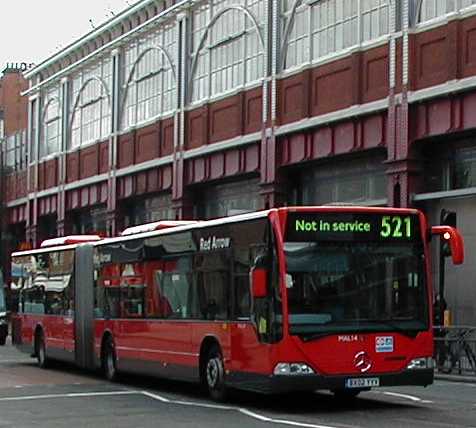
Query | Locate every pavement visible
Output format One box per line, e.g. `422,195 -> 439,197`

434,372 -> 476,383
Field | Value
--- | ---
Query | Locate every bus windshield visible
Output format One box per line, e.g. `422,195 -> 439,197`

284,240 -> 428,338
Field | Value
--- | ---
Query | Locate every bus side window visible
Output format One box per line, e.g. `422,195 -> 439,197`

154,271 -> 174,318
156,256 -> 194,319
233,246 -> 251,319
235,276 -> 251,319
194,252 -> 229,321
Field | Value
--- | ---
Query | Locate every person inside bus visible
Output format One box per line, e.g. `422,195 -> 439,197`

158,292 -> 172,318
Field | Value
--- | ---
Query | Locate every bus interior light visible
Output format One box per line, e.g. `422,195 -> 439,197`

443,232 -> 451,240
273,363 -> 315,375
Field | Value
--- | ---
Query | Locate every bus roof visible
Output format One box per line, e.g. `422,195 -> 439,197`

40,235 -> 102,248
94,209 -> 272,248
11,206 -> 422,256
120,220 -> 198,236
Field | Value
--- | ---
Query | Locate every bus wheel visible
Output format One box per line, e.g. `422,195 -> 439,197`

103,338 -> 118,382
36,331 -> 48,369
205,345 -> 227,401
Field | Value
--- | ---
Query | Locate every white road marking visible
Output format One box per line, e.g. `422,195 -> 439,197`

169,399 -> 233,411
373,391 -> 433,404
0,389 -> 342,428
238,408 -> 338,428
0,390 -> 138,402
142,392 -> 341,428
140,391 -> 171,403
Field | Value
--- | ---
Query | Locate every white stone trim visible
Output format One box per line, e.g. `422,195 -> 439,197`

6,197 -> 28,208
274,98 -> 389,136
115,155 -> 173,177
408,75 -> 476,103
182,132 -> 261,159
413,187 -> 476,202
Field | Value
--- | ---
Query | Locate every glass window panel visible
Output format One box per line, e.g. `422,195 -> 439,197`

121,24 -> 176,130
298,156 -> 387,205
420,0 -> 456,22
191,0 -> 264,101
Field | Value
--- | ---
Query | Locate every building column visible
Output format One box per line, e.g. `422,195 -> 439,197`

259,0 -> 279,208
386,159 -> 423,208
106,208 -> 124,237
57,76 -> 69,236
26,93 -> 40,247
25,223 -> 38,249
260,180 -> 289,210
172,192 -> 194,220
172,13 -> 188,218
107,48 -> 121,235
386,0 -> 419,208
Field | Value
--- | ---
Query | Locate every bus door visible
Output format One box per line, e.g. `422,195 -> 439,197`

249,242 -> 282,345
148,257 -> 194,376
74,245 -> 95,370
115,263 -> 147,364
55,251 -> 75,361
62,271 -> 75,359
41,252 -> 65,357
226,218 -> 277,373
0,270 -> 7,346
193,250 -> 233,370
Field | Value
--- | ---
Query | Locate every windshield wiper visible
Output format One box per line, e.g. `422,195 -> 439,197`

296,319 -> 424,342
360,318 -> 423,338
300,331 -> 335,342
297,323 -> 360,342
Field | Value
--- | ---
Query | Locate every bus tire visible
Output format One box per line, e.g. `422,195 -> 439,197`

35,330 -> 48,369
205,345 -> 227,402
102,337 -> 118,382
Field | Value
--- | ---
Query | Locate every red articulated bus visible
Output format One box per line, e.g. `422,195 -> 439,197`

11,207 -> 464,400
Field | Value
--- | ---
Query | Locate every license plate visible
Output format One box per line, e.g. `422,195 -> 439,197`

345,377 -> 380,388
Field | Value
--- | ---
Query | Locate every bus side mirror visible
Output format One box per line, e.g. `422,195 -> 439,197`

251,267 -> 268,298
431,226 -> 464,265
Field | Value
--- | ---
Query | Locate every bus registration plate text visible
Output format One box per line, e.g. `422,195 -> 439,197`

345,377 -> 379,388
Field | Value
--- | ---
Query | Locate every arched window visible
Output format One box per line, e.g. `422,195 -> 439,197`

41,85 -> 62,158
283,0 -> 391,70
121,23 -> 177,130
417,0 -> 476,24
190,0 -> 266,103
418,0 -> 456,22
69,58 -> 112,149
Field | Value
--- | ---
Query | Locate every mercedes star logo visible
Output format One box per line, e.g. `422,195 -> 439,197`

354,351 -> 372,373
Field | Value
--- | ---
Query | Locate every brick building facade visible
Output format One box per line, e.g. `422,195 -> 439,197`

0,64 -> 29,277
3,0 -> 476,324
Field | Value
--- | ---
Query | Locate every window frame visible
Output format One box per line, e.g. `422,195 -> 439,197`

282,0 -> 392,72
120,23 -> 177,132
69,58 -> 112,151
190,0 -> 266,104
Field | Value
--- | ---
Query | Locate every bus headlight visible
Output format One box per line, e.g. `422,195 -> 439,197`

273,363 -> 315,375
406,357 -> 434,370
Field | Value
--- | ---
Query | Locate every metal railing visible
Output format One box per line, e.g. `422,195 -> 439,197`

434,326 -> 476,376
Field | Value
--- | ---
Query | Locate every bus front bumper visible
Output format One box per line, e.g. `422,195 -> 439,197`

227,368 -> 434,394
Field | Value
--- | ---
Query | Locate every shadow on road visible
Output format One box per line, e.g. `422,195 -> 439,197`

14,357 -> 424,417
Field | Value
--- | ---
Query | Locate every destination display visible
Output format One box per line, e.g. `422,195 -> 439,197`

285,212 -> 421,242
